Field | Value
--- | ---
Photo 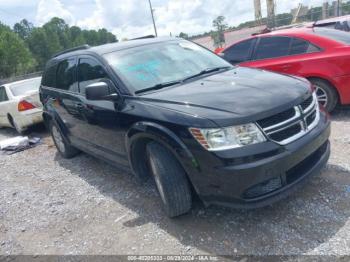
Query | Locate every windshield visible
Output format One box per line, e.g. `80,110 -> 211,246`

10,77 -> 42,96
104,40 -> 232,93
314,27 -> 350,45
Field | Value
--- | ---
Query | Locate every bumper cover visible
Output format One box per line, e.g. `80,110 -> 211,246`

190,113 -> 331,209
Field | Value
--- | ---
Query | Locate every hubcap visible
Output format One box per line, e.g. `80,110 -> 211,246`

315,85 -> 328,108
52,126 -> 65,153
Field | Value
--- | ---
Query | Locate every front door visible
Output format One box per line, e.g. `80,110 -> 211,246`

73,56 -> 129,166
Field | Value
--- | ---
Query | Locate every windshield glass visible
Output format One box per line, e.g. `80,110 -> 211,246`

314,27 -> 350,45
104,40 -> 232,92
10,77 -> 42,96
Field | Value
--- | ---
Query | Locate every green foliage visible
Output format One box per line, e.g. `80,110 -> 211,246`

0,17 -> 118,78
211,16 -> 228,48
0,22 -> 36,78
178,32 -> 189,39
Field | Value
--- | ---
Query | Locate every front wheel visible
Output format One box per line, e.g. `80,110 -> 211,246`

50,121 -> 80,158
146,142 -> 192,218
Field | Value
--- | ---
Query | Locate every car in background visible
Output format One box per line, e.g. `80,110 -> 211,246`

0,77 -> 43,134
218,27 -> 350,112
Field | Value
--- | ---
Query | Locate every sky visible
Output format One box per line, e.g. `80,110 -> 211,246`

0,0 -> 333,39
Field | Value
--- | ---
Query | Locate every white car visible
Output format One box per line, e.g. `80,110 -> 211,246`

0,77 -> 43,134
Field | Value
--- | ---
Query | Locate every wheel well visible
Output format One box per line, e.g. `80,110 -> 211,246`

307,77 -> 340,100
7,114 -> 14,127
130,137 -> 153,181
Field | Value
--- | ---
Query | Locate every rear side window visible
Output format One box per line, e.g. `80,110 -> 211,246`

224,38 -> 256,63
42,64 -> 57,87
0,86 -> 8,102
290,38 -> 320,55
56,58 -> 78,92
77,58 -> 108,94
314,27 -> 350,44
254,37 -> 291,59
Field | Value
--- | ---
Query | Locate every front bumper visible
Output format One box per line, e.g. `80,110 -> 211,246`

186,112 -> 331,208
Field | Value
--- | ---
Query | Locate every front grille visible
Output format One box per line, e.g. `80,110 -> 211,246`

257,108 -> 296,129
269,123 -> 302,142
300,95 -> 313,110
257,93 -> 320,145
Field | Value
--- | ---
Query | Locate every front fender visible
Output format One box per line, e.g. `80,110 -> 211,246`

125,122 -> 200,187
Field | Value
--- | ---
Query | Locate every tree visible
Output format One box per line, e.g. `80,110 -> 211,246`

0,23 -> 36,78
179,32 -> 189,39
211,16 -> 228,48
13,19 -> 33,39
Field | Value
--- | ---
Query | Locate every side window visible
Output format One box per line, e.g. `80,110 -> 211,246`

290,38 -> 321,55
224,38 -> 256,64
56,58 -> 78,92
77,58 -> 108,94
254,37 -> 292,60
0,86 -> 8,102
42,64 -> 57,88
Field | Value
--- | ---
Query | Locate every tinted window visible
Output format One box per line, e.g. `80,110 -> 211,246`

224,38 -> 256,63
56,59 -> 77,92
10,78 -> 41,96
255,37 -> 291,59
0,86 -> 8,102
290,38 -> 320,55
42,64 -> 57,87
77,58 -> 108,94
314,27 -> 350,44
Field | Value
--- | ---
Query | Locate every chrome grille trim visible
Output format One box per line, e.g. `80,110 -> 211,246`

257,93 -> 320,145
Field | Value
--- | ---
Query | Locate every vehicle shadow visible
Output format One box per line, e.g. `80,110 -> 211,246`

55,147 -> 350,255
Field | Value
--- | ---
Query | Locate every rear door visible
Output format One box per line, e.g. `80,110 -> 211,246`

42,57 -> 84,145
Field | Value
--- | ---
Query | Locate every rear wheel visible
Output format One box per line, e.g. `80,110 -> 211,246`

50,121 -> 80,158
8,115 -> 26,135
309,78 -> 338,112
146,141 -> 192,218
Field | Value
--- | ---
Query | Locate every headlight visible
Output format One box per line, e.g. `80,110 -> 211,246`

189,123 -> 266,151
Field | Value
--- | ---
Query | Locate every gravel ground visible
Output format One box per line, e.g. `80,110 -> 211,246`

0,108 -> 350,256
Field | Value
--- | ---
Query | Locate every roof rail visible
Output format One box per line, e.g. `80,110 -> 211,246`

53,44 -> 90,58
130,35 -> 155,40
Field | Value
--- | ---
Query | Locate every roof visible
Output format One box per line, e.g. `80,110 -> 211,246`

53,37 -> 178,61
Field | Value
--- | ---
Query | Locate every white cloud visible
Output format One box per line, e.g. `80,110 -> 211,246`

22,0 -> 337,39
35,0 -> 75,26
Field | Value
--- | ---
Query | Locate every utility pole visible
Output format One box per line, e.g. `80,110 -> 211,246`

148,0 -> 158,37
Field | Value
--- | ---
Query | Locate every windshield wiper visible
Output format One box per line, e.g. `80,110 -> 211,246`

182,66 -> 232,82
135,80 -> 182,94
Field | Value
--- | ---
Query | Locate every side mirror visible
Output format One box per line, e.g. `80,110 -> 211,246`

85,82 -> 118,101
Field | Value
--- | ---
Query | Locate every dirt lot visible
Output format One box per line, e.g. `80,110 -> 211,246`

1,108 -> 350,256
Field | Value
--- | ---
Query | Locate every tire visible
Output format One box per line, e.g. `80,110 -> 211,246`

309,78 -> 338,112
146,142 -> 192,218
50,121 -> 80,159
8,115 -> 26,135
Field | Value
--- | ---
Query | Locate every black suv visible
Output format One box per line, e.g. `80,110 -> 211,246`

40,37 -> 330,217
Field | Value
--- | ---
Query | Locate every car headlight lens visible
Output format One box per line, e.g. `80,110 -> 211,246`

189,123 -> 266,151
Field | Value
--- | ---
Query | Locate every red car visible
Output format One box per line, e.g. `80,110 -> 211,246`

218,27 -> 350,111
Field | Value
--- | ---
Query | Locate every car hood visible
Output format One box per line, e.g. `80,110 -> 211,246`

140,67 -> 311,126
